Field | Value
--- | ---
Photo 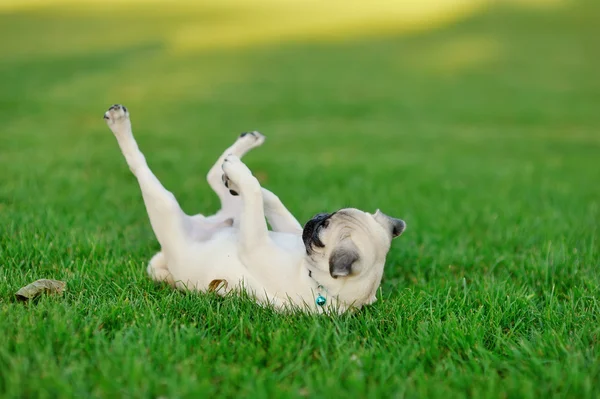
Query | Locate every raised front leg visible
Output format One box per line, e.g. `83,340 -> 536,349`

206,132 -> 265,211
261,188 -> 302,234
221,155 -> 297,294
221,155 -> 269,252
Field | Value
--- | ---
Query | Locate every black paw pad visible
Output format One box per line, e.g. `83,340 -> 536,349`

108,104 -> 127,112
240,132 -> 250,137
229,190 -> 239,196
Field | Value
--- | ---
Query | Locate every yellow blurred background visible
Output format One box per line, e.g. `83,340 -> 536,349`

1,0 -> 565,54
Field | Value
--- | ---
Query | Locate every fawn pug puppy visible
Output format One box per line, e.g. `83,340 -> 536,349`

103,104 -> 405,313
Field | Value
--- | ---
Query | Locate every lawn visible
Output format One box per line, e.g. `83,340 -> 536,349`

1,1 -> 599,397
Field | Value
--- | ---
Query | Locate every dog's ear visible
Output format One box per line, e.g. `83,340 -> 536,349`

374,209 -> 406,238
329,242 -> 360,278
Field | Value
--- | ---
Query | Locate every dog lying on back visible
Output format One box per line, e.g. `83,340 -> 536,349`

103,105 -> 406,313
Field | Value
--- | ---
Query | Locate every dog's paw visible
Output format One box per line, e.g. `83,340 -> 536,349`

221,172 -> 240,196
238,131 -> 266,149
103,104 -> 131,133
222,154 -> 255,195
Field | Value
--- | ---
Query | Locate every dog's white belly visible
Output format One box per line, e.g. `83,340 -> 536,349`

166,227 -> 308,304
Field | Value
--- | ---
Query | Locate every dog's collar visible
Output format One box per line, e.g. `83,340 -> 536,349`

308,270 -> 327,307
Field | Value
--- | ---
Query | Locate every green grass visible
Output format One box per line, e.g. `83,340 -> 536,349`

1,1 -> 599,398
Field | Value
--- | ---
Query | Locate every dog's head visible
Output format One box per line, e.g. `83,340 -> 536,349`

302,208 -> 406,308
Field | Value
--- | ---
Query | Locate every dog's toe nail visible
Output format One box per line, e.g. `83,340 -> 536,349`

229,190 -> 239,196
240,132 -> 248,137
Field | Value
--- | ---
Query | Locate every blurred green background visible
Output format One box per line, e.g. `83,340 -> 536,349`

1,0 -> 599,397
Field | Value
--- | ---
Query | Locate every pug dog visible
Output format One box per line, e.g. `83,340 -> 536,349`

103,104 -> 406,313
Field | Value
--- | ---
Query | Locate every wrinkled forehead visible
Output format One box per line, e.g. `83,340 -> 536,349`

334,208 -> 390,241
332,208 -> 370,224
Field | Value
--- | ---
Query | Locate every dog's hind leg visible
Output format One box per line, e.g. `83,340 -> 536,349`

147,252 -> 175,286
104,104 -> 190,258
